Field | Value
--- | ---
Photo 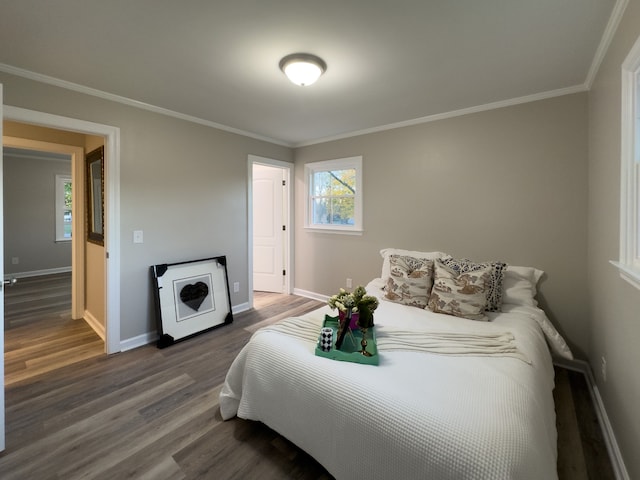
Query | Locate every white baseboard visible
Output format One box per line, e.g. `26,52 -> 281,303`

553,358 -> 630,480
4,266 -> 72,280
232,302 -> 250,314
120,331 -> 158,352
119,304 -> 248,352
83,310 -> 105,341
591,385 -> 630,480
292,288 -> 328,303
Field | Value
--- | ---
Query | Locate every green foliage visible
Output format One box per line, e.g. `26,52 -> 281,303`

64,180 -> 72,209
312,168 -> 356,225
327,285 -> 379,328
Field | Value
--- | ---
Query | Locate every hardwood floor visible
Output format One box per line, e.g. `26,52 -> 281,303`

4,273 -> 103,386
2,276 -> 615,479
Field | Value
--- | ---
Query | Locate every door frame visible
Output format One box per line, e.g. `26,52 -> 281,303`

247,155 -> 292,309
3,105 -> 121,354
2,137 -> 86,320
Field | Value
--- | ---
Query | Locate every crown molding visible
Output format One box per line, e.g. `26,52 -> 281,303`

294,84 -> 587,147
0,63 -> 290,147
585,0 -> 629,89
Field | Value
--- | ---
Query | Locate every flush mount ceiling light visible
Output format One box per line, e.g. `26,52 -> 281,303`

279,53 -> 327,86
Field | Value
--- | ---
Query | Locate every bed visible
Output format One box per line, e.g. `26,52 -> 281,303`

220,249 -> 573,479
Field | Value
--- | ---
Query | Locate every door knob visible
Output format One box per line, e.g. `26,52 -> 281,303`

2,277 -> 17,289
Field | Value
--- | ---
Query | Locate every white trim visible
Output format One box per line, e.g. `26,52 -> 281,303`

3,105 -> 122,354
553,358 -> 630,480
232,302 -> 250,315
0,63 -> 597,151
292,287 -> 328,303
615,32 -> 640,290
610,260 -> 640,290
303,226 -> 364,236
304,156 -> 363,232
584,0 -> 629,89
294,85 -> 587,147
0,63 -> 289,147
119,302 -> 250,352
592,385 -> 630,480
83,309 -> 105,342
4,149 -> 70,162
120,331 -> 157,352
247,155 -> 294,310
4,266 -> 71,279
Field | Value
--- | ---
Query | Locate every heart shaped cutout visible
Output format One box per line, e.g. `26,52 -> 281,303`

180,281 -> 209,311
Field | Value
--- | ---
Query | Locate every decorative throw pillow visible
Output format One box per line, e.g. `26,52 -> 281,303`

427,259 -> 491,321
384,255 -> 434,309
440,256 -> 507,312
379,248 -> 446,282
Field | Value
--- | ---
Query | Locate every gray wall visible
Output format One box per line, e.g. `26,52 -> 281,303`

0,70 -> 292,341
588,0 -> 640,477
3,153 -> 71,274
294,93 -> 589,357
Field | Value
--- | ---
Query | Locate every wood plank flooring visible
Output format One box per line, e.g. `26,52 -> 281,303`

1,275 -> 615,479
3,273 -> 103,386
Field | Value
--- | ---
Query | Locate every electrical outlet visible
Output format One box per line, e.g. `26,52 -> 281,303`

133,230 -> 144,244
233,282 -> 240,293
346,278 -> 353,289
601,356 -> 607,382
11,257 -> 19,265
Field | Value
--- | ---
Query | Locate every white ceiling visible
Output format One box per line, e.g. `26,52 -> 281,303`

0,0 -> 619,147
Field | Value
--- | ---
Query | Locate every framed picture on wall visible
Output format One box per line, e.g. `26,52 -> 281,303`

150,255 -> 233,348
86,146 -> 104,245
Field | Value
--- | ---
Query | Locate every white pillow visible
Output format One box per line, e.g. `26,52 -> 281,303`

380,248 -> 446,281
502,265 -> 545,306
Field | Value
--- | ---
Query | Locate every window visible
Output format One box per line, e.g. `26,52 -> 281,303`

304,156 -> 363,234
55,174 -> 72,242
615,35 -> 640,289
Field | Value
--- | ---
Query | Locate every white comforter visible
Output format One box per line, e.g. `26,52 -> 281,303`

220,280 -> 568,479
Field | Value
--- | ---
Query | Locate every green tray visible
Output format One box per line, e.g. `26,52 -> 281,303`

315,315 -> 379,365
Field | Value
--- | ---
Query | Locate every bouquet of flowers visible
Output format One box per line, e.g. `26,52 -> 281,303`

327,285 -> 379,328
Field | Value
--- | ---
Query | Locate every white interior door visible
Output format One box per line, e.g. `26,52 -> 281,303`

0,83 -> 6,451
253,163 -> 285,293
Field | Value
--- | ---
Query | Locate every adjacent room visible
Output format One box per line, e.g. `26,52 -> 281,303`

0,1 -> 639,479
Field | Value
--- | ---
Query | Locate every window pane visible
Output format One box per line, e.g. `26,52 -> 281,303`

64,180 -> 72,239
329,169 -> 356,195
55,175 -> 72,241
312,197 -> 330,224
305,156 -> 362,232
63,209 -> 72,238
312,171 -> 331,196
331,197 -> 354,224
312,197 -> 355,225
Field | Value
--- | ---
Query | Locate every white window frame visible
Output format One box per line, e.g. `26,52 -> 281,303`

613,34 -> 640,289
304,156 -> 363,234
55,174 -> 72,242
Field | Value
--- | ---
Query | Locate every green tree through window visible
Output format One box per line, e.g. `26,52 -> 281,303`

305,156 -> 363,233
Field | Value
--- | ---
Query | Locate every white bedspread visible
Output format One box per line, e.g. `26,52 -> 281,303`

220,280 -> 563,479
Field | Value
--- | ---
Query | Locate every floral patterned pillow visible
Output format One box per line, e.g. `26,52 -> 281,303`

384,255 -> 434,309
440,256 -> 507,312
427,259 -> 491,321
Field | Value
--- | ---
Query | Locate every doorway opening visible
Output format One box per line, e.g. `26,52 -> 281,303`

3,105 -> 121,354
2,135 -> 105,384
248,155 -> 292,309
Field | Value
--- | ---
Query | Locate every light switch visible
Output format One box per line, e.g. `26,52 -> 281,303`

133,230 -> 144,244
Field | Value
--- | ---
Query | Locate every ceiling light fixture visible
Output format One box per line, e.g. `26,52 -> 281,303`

279,53 -> 327,86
